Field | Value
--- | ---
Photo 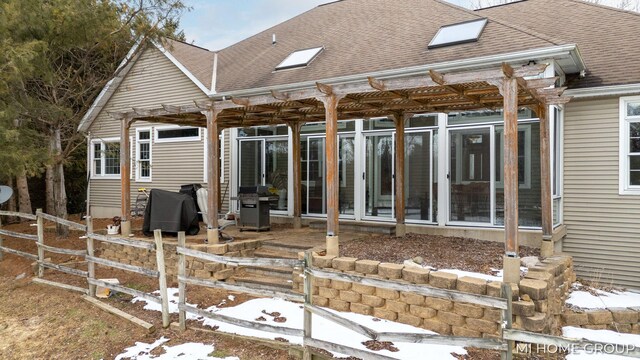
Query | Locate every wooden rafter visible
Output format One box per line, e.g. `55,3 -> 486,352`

429,70 -> 496,110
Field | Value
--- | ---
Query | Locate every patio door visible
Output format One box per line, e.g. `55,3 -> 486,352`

363,132 -> 395,219
239,139 -> 264,187
448,127 -> 493,224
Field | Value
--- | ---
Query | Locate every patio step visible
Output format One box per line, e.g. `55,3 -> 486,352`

243,266 -> 293,279
308,221 -> 396,235
232,274 -> 293,292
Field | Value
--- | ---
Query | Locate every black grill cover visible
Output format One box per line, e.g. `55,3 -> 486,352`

143,189 -> 200,236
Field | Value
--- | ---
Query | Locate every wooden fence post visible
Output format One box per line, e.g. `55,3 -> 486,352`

177,231 -> 186,331
303,251 -> 313,360
154,229 -> 170,328
86,216 -> 96,297
36,209 -> 44,278
501,283 -> 514,360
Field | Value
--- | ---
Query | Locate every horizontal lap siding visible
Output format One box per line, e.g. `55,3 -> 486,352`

89,47 -> 231,215
563,97 -> 640,289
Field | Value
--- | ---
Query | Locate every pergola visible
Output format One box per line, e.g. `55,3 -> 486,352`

111,62 -> 570,284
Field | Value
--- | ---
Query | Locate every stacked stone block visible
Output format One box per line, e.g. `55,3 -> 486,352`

291,253 -> 576,337
98,239 -> 262,284
562,307 -> 640,334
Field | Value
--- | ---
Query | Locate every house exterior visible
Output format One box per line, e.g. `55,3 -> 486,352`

79,0 -> 640,288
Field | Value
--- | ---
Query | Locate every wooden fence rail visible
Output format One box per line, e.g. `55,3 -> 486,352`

0,229 -> 39,241
0,210 -> 37,220
38,212 -> 87,231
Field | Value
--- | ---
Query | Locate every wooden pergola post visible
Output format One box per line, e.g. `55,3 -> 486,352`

204,108 -> 222,243
120,116 -> 133,236
393,113 -> 408,237
538,104 -> 554,257
317,88 -> 344,257
290,121 -> 304,229
501,76 -> 521,284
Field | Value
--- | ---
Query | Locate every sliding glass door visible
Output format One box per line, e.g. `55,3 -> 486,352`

364,133 -> 394,219
238,138 -> 289,211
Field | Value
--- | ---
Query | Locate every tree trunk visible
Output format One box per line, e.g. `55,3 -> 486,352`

52,128 -> 69,236
16,169 -> 32,219
45,165 -> 55,215
6,176 -> 18,223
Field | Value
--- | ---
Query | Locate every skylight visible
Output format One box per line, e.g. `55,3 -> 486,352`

428,19 -> 488,49
276,46 -> 324,70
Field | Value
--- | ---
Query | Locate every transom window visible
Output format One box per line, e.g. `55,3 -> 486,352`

91,139 -> 120,178
620,96 -> 640,194
155,126 -> 200,143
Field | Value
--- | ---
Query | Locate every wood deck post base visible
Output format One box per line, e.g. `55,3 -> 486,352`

395,223 -> 406,237
293,216 -> 302,229
326,235 -> 339,257
120,220 -> 131,237
540,238 -> 554,258
502,255 -> 521,285
207,228 -> 219,244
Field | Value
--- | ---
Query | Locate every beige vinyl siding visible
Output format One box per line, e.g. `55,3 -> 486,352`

88,45 -> 231,217
563,97 -> 640,289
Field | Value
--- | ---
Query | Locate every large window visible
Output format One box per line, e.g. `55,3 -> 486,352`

620,96 -> 640,195
91,138 -> 120,178
155,126 -> 200,143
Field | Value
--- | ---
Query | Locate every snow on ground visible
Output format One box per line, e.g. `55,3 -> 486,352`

562,327 -> 640,359
133,289 -> 467,360
115,336 -> 238,360
132,289 -> 200,320
566,286 -> 640,309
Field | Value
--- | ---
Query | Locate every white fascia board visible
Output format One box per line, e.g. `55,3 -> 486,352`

565,83 -> 640,98
77,39 -> 143,133
211,44 -> 585,99
152,40 -> 212,96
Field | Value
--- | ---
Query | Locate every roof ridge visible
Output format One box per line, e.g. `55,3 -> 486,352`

434,0 -> 564,46
162,37 -> 214,53
569,0 -> 640,17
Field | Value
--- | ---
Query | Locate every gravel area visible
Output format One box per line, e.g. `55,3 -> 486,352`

341,233 -> 540,275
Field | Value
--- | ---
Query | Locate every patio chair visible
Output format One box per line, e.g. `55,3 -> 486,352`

196,188 -> 235,242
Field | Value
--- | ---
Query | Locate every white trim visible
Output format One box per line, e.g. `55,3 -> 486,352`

154,125 -> 201,143
619,96 -> 640,195
211,52 -> 218,93
135,128 -> 152,182
90,137 -> 121,179
566,83 -> 640,98
153,40 -> 211,95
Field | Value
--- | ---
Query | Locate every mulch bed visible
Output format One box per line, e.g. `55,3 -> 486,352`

340,233 -> 540,275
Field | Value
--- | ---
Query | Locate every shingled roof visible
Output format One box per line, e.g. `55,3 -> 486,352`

478,0 -> 640,88
161,38 -> 216,91
214,0 -> 567,93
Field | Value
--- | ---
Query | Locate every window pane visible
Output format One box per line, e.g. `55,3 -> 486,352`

363,117 -> 395,130
94,143 -> 102,175
631,170 -> 640,186
157,127 -> 199,140
630,155 -> 640,170
630,137 -> 640,153
630,123 -> 640,138
139,143 -> 150,160
138,131 -> 150,140
141,162 -> 150,178
448,108 -> 534,126
627,102 -> 640,117
407,114 -> 437,128
405,132 -> 432,221
238,125 -> 288,137
265,139 -> 288,211
301,121 -> 355,134
104,143 -> 120,175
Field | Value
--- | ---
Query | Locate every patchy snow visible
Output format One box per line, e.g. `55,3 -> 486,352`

133,295 -> 467,359
566,286 -> 640,309
562,327 -> 640,359
115,337 -> 238,360
227,295 -> 235,302
402,260 -> 436,270
131,289 -> 200,320
439,269 -> 503,282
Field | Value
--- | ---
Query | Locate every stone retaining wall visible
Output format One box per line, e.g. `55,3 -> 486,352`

292,254 -> 574,337
99,239 -> 262,284
562,308 -> 640,334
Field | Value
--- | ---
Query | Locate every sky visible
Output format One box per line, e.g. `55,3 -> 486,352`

178,0 -> 630,51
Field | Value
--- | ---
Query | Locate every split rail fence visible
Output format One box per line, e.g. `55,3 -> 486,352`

1,212 -> 639,359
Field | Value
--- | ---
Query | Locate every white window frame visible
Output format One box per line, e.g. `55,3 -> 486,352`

135,128 -> 152,182
619,96 -> 640,195
90,137 -> 121,179
203,130 -> 225,183
154,125 -> 201,143
495,124 -> 532,189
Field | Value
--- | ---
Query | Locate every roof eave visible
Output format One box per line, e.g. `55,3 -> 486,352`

212,43 -> 586,100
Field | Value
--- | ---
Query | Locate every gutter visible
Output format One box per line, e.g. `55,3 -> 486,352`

565,83 -> 640,98
211,44 -> 584,100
